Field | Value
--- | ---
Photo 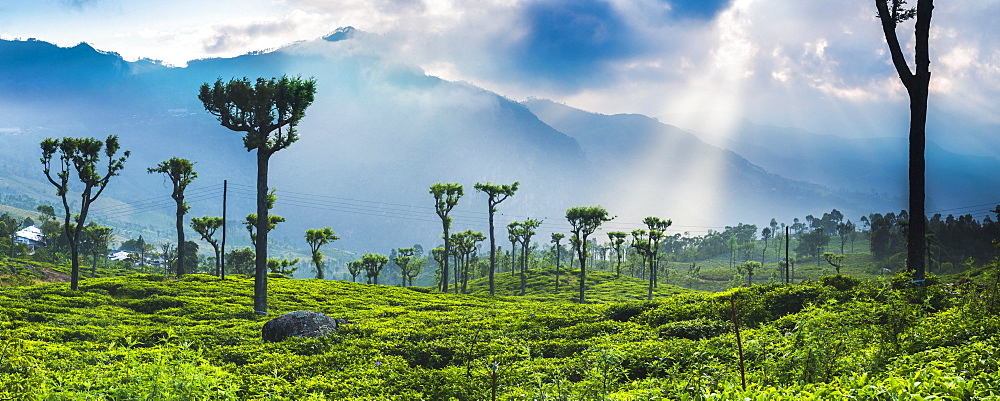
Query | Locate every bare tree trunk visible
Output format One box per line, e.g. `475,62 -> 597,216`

254,150 -> 270,314
876,0 -> 932,281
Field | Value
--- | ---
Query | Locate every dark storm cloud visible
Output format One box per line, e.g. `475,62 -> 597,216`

506,0 -> 644,90
666,0 -> 732,20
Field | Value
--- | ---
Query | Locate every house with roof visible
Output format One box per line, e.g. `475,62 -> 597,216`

108,250 -> 132,261
15,225 -> 44,248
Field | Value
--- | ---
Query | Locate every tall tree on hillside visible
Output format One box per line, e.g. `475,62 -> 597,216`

474,181 -> 519,295
36,205 -> 57,224
393,247 -> 416,286
244,213 -> 285,249
450,231 -> 485,293
191,216 -> 224,277
347,259 -> 364,283
430,246 -> 446,285
822,252 -> 846,275
507,226 -> 519,277
607,231 -> 628,278
566,206 -> 613,303
797,228 -> 831,268
551,233 -> 565,291
361,252 -> 389,285
643,217 -> 671,296
430,183 -> 463,293
876,0 -> 933,280
837,221 -> 855,255
81,223 -> 113,277
738,261 -> 762,286
0,214 -> 18,259
761,227 -> 773,266
199,75 -> 316,314
148,157 -> 197,277
159,242 -> 176,275
305,227 -> 339,280
40,135 -> 129,290
511,219 -> 541,296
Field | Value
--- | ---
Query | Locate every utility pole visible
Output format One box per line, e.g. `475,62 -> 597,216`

221,179 -> 227,279
785,226 -> 790,284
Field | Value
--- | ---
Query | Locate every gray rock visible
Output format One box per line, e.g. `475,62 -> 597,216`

261,311 -> 343,342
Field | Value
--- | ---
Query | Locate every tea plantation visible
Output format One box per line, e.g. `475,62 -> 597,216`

2,259 -> 1000,400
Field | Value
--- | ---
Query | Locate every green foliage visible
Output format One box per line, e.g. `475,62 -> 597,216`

2,266 -> 999,400
39,135 -> 130,290
305,227 -> 339,280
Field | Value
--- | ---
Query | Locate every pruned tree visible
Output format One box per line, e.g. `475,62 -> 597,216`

404,255 -> 426,287
566,206 -> 613,303
822,252 -> 846,275
607,231 -> 628,278
40,135 -> 129,290
797,228 -> 831,268
510,219 -> 541,296
507,225 -> 519,277
81,223 -> 113,277
450,230 -> 486,293
393,247 -> 416,286
837,221 -> 855,255
430,246 -> 446,286
191,216 -> 224,277
875,0 -> 933,280
738,261 -> 762,286
474,181 -> 518,295
361,252 -> 389,285
199,75 -> 316,314
430,182 -> 463,292
761,227 -> 773,266
148,157 -> 197,277
347,259 -> 364,283
305,227 -> 339,280
159,242 -> 176,275
244,213 -> 285,249
551,233 -> 566,291
267,257 -> 299,276
643,217 -> 671,299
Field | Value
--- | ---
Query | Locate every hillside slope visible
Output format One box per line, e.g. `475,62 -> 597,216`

1,270 -> 998,399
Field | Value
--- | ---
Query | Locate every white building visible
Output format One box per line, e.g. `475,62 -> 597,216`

108,250 -> 132,261
15,225 -> 44,247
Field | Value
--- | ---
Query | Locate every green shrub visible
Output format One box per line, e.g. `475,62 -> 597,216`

657,318 -> 730,340
819,274 -> 861,291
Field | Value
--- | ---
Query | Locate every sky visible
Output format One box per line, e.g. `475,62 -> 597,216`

2,0 -> 999,156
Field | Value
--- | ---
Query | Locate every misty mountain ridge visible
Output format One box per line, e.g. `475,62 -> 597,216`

0,33 -> 987,260
712,121 -> 1000,214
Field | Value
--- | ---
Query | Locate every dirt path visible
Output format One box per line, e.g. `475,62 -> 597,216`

36,266 -> 71,283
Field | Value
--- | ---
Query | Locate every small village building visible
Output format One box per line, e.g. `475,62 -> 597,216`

108,250 -> 132,261
15,225 -> 45,248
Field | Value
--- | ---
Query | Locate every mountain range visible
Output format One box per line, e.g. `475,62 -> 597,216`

1,30 -> 995,260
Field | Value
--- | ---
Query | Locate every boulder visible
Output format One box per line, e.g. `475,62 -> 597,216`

261,311 -> 348,342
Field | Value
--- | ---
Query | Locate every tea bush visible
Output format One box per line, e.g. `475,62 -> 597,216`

1,260 -> 998,399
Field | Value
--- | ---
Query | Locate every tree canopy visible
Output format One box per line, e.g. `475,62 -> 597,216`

40,135 -> 129,290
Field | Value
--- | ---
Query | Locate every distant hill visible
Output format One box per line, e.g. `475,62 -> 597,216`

712,122 -> 1000,213
524,99 -> 900,226
0,36 -> 593,255
2,33 -> 989,259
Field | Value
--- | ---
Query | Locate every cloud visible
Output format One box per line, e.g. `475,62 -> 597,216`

200,9 -> 329,54
665,0 -> 732,20
501,0 -> 643,89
